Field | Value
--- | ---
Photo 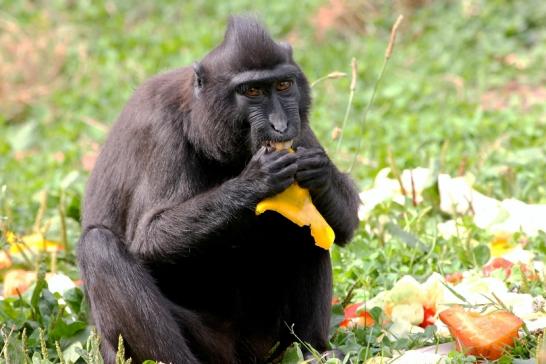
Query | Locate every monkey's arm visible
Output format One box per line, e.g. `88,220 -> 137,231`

131,180 -> 255,261
130,148 -> 298,262
295,126 -> 360,245
311,164 -> 360,245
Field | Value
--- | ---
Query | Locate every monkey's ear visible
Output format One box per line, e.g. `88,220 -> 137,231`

279,42 -> 293,59
193,62 -> 205,89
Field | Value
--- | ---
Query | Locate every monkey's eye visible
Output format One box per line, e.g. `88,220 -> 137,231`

276,80 -> 293,92
244,86 -> 263,97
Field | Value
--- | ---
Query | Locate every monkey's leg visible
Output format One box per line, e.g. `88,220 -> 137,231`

77,227 -> 200,364
284,247 -> 333,353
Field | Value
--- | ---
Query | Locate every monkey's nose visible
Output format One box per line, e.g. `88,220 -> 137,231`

269,113 -> 288,133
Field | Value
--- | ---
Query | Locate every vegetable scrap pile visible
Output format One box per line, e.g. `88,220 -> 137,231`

359,167 -> 546,237
338,167 -> 546,362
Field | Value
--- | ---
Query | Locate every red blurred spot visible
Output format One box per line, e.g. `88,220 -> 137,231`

339,302 -> 375,328
445,271 -> 464,285
482,258 -> 538,281
483,257 -> 514,277
419,305 -> 436,328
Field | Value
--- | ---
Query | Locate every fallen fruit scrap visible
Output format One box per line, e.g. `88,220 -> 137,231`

339,302 -> 375,328
341,167 -> 546,362
439,305 -> 523,360
341,267 -> 544,361
1,232 -> 70,298
359,167 -> 546,238
2,269 -> 76,298
6,231 -> 64,254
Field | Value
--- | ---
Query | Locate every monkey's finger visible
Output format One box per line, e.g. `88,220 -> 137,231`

297,176 -> 327,191
277,176 -> 295,191
296,149 -> 328,163
268,148 -> 291,157
274,163 -> 298,179
297,156 -> 329,170
295,169 -> 327,183
251,146 -> 268,161
296,147 -> 323,157
268,169 -> 296,195
267,153 -> 298,172
295,146 -> 322,152
262,149 -> 290,164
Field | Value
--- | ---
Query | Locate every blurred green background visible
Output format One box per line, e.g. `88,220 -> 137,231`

2,0 -> 545,232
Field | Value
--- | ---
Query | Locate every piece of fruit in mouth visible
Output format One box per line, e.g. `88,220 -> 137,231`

255,140 -> 335,250
263,140 -> 294,150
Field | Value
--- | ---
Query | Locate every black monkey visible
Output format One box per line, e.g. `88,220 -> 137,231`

78,16 -> 359,364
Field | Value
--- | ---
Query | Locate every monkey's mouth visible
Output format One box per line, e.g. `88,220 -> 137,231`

263,140 -> 293,151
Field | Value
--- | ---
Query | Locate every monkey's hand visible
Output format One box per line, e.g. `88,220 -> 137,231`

240,146 -> 298,201
294,147 -> 332,194
293,146 -> 359,245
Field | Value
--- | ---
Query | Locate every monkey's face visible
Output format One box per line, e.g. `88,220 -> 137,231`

232,65 -> 303,153
190,18 -> 311,163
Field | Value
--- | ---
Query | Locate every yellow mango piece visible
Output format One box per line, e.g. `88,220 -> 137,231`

6,232 -> 63,254
489,232 -> 514,257
256,183 -> 335,250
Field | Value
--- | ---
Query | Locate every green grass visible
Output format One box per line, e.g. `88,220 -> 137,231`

1,0 -> 545,362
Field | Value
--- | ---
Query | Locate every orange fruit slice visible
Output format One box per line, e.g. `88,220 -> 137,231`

439,305 -> 523,360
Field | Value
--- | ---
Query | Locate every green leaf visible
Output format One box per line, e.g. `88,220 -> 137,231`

60,171 -> 80,190
385,223 -> 428,252
8,122 -> 37,151
280,343 -> 304,364
31,269 -> 48,323
66,193 -> 82,222
62,341 -> 84,363
369,306 -> 383,324
472,244 -> 491,266
329,303 -> 345,335
63,287 -> 84,315
50,320 -> 87,340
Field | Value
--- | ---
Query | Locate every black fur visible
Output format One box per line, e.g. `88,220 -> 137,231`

78,16 -> 359,364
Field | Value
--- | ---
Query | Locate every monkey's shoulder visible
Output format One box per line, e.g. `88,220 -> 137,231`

136,66 -> 194,101
113,67 -> 194,128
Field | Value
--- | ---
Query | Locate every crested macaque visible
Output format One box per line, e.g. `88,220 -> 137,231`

78,16 -> 359,364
